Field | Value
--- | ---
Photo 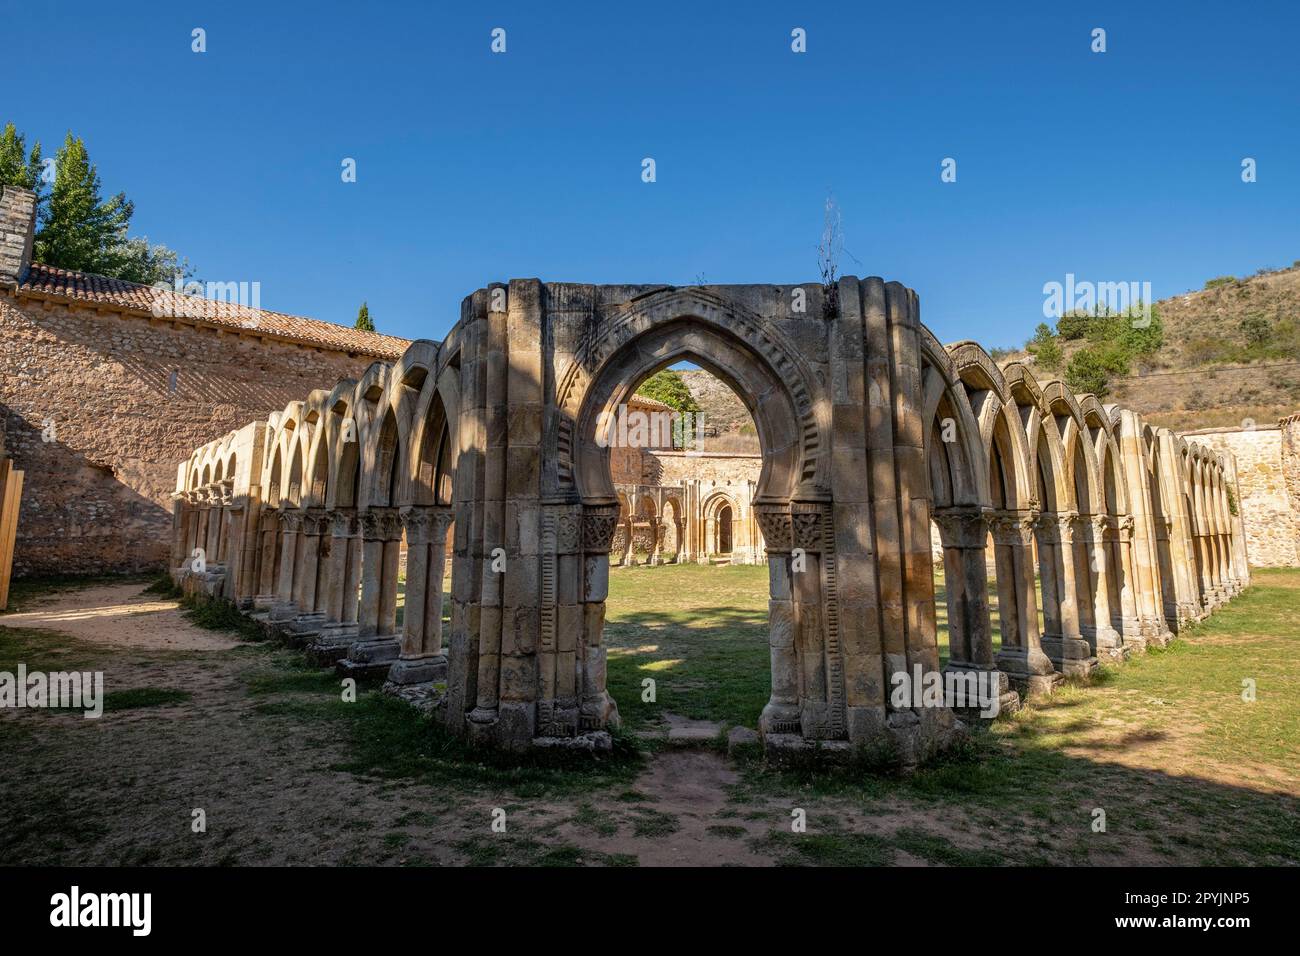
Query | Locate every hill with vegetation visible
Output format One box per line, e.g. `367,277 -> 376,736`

1002,262 -> 1300,432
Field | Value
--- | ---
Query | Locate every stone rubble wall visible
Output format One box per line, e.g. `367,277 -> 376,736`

1186,421 -> 1300,568
0,293 -> 394,576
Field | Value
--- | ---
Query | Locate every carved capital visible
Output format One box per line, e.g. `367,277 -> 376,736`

301,507 -> 329,536
989,510 -> 1036,547
328,508 -> 358,538
278,508 -> 305,533
933,508 -> 989,549
360,507 -> 402,541
754,506 -> 793,553
582,507 -> 620,553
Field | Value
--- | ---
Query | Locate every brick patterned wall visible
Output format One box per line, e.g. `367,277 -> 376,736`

0,292 -> 390,576
1190,422 -> 1300,568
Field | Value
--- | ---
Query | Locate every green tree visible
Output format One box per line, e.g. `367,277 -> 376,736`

6,128 -> 193,284
1055,310 -> 1092,340
1065,343 -> 1129,397
1117,302 -> 1163,357
34,132 -> 134,276
0,122 -> 42,193
354,301 -> 375,332
635,369 -> 699,413
1025,322 -> 1063,372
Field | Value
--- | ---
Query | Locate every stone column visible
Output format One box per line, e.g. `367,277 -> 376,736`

290,508 -> 328,628
254,512 -> 279,610
1156,429 -> 1202,628
387,506 -> 455,688
990,511 -> 1059,697
932,509 -> 994,672
647,517 -> 662,566
270,509 -> 303,621
311,509 -> 361,656
1115,515 -> 1147,654
339,507 -> 404,676
755,507 -> 801,738
1036,511 -> 1096,675
1086,514 -> 1123,660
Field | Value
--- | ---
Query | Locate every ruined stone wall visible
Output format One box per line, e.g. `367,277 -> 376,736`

0,292 -> 393,576
645,450 -> 761,485
1186,422 -> 1299,568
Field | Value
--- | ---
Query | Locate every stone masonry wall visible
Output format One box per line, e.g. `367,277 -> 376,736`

1188,422 -> 1299,568
0,292 -> 392,576
645,450 -> 761,485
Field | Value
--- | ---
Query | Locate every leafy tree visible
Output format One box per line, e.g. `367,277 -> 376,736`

2,126 -> 193,284
34,132 -> 134,276
354,301 -> 375,332
1117,302 -> 1163,357
635,369 -> 699,413
1026,322 -> 1063,372
0,123 -> 42,193
1065,343 -> 1129,397
1055,310 -> 1092,340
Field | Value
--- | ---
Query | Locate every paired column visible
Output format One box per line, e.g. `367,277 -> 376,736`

989,510 -> 1059,696
387,506 -> 455,686
270,508 -> 304,620
1083,514 -> 1123,660
1035,511 -> 1097,675
1114,515 -> 1147,654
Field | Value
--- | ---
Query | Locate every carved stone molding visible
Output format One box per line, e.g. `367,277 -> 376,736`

277,509 -> 304,533
328,508 -> 358,538
932,508 -> 989,549
754,506 -> 793,552
582,507 -> 620,553
360,507 -> 402,542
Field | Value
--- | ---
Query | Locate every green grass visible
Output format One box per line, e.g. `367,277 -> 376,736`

100,688 -> 193,712
604,563 -> 771,731
181,595 -> 265,641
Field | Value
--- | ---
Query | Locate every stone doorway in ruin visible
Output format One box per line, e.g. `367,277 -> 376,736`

559,312 -> 814,749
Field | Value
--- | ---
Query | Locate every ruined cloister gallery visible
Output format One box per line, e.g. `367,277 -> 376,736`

173,280 -> 1250,760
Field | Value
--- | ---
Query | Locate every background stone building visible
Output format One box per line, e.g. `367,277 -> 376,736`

1187,417 -> 1300,568
0,186 -> 409,576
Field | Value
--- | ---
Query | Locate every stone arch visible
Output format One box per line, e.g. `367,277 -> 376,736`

551,296 -> 824,746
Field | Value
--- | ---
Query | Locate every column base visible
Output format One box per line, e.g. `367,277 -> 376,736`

305,623 -> 359,665
941,664 -> 1020,718
335,636 -> 401,678
386,654 -> 448,685
1040,635 -> 1099,676
381,675 -> 447,715
252,593 -> 276,611
1092,625 -> 1127,662
269,600 -> 299,622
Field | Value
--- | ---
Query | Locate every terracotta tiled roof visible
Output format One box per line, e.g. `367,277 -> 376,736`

17,261 -> 410,359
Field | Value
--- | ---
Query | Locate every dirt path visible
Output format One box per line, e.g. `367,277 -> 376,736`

0,582 -> 240,651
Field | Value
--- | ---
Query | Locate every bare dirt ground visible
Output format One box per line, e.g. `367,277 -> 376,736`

0,582 -> 240,652
1,578 -> 1296,867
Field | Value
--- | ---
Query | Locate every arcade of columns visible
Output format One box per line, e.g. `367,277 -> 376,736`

173,280 -> 1249,760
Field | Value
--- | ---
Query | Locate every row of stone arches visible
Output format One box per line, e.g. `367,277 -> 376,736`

173,278 -> 1249,761
610,483 -> 763,566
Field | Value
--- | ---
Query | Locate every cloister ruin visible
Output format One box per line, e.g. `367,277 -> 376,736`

171,279 -> 1250,762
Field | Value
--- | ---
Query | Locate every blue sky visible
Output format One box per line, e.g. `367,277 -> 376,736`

7,0 -> 1297,347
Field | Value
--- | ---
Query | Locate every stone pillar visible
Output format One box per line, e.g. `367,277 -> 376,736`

989,510 -> 1059,697
340,507 -> 404,676
254,512 -> 279,610
1036,511 -> 1096,675
290,508 -> 328,630
1115,515 -> 1147,654
755,507 -> 802,738
310,509 -> 361,656
270,509 -> 303,621
1156,429 -> 1202,629
1085,514 -> 1124,660
387,506 -> 455,688
647,517 -> 662,566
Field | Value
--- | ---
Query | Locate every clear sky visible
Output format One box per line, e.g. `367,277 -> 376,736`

7,0 -> 1297,347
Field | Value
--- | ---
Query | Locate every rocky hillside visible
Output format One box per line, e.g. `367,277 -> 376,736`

1006,263 -> 1300,432
679,369 -> 759,453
